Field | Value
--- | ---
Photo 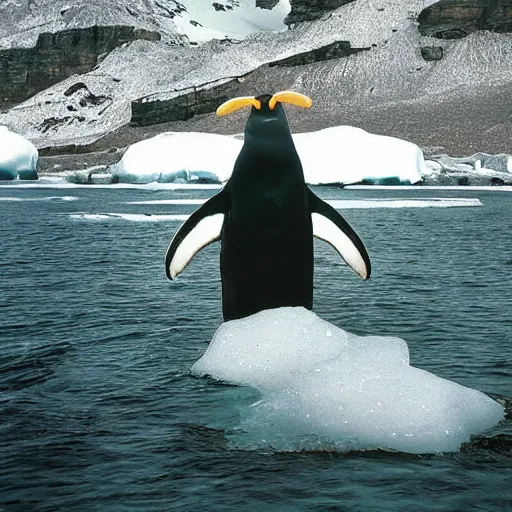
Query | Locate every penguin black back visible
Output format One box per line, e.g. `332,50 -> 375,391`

220,93 -> 314,319
165,91 -> 371,321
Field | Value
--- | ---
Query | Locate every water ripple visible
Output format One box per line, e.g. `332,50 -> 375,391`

0,186 -> 511,511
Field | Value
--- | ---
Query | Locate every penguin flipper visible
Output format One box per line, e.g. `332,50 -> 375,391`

308,189 -> 371,280
165,190 -> 229,280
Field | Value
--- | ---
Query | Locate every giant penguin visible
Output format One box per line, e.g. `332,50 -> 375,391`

165,91 -> 371,321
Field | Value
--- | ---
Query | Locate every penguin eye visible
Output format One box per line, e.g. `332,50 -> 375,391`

216,97 -> 261,116
269,91 -> 313,110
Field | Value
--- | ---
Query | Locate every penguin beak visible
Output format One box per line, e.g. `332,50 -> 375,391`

216,91 -> 313,116
216,97 -> 261,116
268,91 -> 313,110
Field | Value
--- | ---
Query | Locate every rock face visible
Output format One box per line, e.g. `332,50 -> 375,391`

0,0 -> 188,107
0,26 -> 160,107
0,0 -> 289,107
256,0 -> 280,9
418,0 -> 512,39
285,0 -> 356,25
131,40 -> 369,127
0,0 -> 184,49
420,45 -> 444,60
269,40 -> 369,66
131,78 -> 243,126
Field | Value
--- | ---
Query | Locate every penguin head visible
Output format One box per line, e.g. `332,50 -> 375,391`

216,91 -> 312,140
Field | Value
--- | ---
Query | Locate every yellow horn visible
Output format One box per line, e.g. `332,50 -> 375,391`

269,91 -> 312,110
216,96 -> 261,116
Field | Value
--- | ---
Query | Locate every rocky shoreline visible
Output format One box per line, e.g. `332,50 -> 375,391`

37,144 -> 512,187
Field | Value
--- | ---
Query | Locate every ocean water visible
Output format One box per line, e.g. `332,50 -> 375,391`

0,183 -> 511,511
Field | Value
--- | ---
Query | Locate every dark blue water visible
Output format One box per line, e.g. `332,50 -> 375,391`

1,184 -> 511,511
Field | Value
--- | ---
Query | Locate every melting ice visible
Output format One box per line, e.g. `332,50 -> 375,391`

192,307 -> 504,454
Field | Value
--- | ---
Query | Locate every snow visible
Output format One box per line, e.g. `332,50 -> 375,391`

0,0 -> 290,49
112,127 -> 425,185
0,126 -> 38,180
173,0 -> 290,43
192,307 -> 504,454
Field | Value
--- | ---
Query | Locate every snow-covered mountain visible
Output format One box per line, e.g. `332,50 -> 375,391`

0,0 -> 511,157
0,0 -> 290,49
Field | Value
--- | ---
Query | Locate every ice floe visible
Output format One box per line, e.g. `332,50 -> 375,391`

192,307 -> 504,454
66,198 -> 482,223
127,198 -> 482,209
68,213 -> 189,222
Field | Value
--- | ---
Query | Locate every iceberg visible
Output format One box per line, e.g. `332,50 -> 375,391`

112,132 -> 241,184
112,127 -> 425,186
0,126 -> 38,180
192,307 -> 504,454
295,127 -> 427,186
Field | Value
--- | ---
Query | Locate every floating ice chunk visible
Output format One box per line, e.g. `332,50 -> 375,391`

193,308 -> 409,389
0,126 -> 38,180
192,307 -> 504,454
68,213 -> 188,222
113,126 -> 425,185
0,196 -> 78,202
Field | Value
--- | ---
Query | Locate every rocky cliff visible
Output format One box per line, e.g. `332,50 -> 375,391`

418,0 -> 512,38
285,0 -> 356,24
0,0 -> 288,107
0,26 -> 160,108
0,0 -> 187,107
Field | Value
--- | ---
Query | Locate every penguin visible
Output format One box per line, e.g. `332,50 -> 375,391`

165,91 -> 371,321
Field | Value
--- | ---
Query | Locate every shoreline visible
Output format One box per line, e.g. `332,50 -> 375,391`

3,176 -> 512,192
